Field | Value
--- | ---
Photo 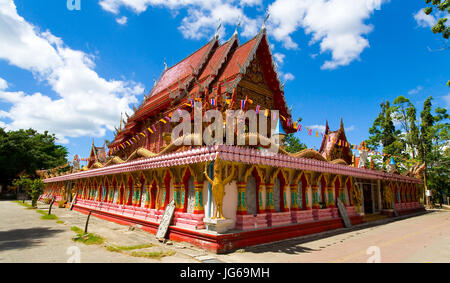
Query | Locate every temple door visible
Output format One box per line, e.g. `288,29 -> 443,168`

363,184 -> 373,214
186,177 -> 195,214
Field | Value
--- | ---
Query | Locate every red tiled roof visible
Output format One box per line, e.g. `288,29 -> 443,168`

127,39 -> 218,125
199,36 -> 237,83
218,35 -> 259,82
149,39 -> 217,99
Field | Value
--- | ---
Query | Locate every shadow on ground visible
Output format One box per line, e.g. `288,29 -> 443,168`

237,210 -> 433,255
244,244 -> 319,255
0,227 -> 65,251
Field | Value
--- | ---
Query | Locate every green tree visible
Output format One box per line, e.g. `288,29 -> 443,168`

392,96 -> 420,159
419,97 -> 435,163
0,128 -> 68,188
12,176 -> 33,199
367,101 -> 404,162
30,179 -> 45,208
424,0 -> 450,39
283,134 -> 307,153
427,107 -> 450,202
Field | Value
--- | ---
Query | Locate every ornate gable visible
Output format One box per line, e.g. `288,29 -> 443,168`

319,119 -> 352,164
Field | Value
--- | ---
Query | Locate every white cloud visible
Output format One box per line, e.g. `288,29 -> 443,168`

414,9 -> 437,28
309,124 -> 326,132
116,16 -> 128,25
98,0 -> 386,70
282,73 -> 295,81
268,0 -> 388,69
0,0 -> 144,143
345,125 -> 355,132
98,0 -> 261,39
444,93 -> 450,108
0,77 -> 7,90
273,52 -> 285,65
408,85 -> 423,95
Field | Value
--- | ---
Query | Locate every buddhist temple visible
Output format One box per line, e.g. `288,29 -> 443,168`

39,27 -> 425,253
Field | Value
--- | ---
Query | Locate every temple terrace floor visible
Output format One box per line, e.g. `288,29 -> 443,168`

0,200 -> 449,263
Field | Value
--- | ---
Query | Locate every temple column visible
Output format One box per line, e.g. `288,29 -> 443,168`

193,182 -> 204,214
305,184 -> 311,210
237,182 -> 247,215
265,183 -> 274,213
312,185 -> 320,209
407,184 -> 411,203
173,182 -> 182,211
327,185 -> 335,208
282,184 -> 290,212
290,184 -> 299,211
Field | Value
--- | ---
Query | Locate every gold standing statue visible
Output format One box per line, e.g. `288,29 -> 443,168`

204,160 -> 236,219
351,185 -> 363,213
383,186 -> 394,209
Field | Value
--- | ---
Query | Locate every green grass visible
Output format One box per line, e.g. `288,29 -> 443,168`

56,220 -> 64,224
41,214 -> 58,220
71,226 -> 105,245
130,250 -> 175,260
106,243 -> 154,253
71,226 -> 84,234
15,200 -> 33,208
36,210 -> 47,215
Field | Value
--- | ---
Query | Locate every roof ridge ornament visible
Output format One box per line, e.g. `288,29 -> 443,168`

164,59 -> 168,71
215,19 -> 222,39
262,9 -> 270,32
234,18 -> 241,36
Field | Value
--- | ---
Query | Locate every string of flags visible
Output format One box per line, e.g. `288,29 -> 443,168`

78,94 -> 400,162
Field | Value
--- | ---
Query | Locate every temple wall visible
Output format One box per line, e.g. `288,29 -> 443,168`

223,181 -> 238,229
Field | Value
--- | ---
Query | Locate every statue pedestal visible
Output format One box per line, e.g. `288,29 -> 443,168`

203,218 -> 233,234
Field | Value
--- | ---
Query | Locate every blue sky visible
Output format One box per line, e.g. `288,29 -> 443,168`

0,0 -> 448,163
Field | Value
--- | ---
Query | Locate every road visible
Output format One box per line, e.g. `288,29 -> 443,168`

1,200 -> 449,263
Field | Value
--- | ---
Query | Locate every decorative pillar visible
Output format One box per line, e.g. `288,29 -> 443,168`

282,184 -> 290,212
193,182 -> 204,214
173,182 -> 182,210
312,185 -> 320,209
327,186 -> 335,208
407,184 -> 411,202
134,181 -> 142,207
265,183 -> 274,213
237,182 -> 247,215
290,184 -> 299,211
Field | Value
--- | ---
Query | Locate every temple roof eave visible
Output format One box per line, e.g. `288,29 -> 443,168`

44,146 -> 423,185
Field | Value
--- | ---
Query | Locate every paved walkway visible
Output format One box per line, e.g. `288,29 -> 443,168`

215,210 -> 450,263
1,200 -> 449,263
0,201 -> 203,263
